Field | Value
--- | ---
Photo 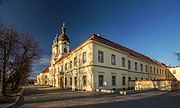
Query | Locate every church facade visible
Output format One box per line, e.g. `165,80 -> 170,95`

41,23 -> 168,91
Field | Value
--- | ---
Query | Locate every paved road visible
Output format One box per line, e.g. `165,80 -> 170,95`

75,91 -> 180,108
19,85 -> 180,108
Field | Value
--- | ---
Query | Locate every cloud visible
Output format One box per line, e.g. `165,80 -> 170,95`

30,55 -> 50,79
38,55 -> 50,66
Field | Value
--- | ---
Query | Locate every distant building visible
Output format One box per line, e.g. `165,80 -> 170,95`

36,67 -> 52,86
169,66 -> 180,81
37,23 -> 168,91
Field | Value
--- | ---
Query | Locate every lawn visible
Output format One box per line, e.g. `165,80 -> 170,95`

0,96 -> 15,103
0,88 -> 22,103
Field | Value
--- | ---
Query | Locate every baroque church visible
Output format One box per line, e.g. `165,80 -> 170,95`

37,23 -> 169,91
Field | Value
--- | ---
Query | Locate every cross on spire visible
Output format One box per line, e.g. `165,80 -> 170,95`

61,22 -> 66,34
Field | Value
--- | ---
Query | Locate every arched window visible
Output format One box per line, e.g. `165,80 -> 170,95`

64,48 -> 67,53
64,42 -> 67,45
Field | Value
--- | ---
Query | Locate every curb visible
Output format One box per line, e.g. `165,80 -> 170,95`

5,87 -> 24,108
119,89 -> 157,95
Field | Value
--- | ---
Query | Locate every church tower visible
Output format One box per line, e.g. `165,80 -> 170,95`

57,22 -> 70,59
51,23 -> 70,65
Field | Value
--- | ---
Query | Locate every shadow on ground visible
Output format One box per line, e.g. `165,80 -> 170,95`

66,91 -> 180,108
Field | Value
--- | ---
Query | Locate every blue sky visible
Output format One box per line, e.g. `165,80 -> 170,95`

1,0 -> 180,78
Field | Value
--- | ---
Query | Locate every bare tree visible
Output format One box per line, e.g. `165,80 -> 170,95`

0,25 -> 18,95
8,33 -> 41,90
175,52 -> 180,61
0,26 -> 41,95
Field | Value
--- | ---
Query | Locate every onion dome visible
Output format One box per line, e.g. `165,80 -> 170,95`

59,22 -> 70,43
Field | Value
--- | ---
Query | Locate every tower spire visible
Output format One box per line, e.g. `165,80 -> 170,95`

61,22 -> 66,34
59,22 -> 70,43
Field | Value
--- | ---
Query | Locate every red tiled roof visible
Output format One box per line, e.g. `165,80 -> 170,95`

42,67 -> 49,73
55,34 -> 167,67
90,34 -> 166,67
168,66 -> 180,68
56,35 -> 94,62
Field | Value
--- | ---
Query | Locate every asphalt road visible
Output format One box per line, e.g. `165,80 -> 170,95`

73,91 -> 180,108
19,85 -> 180,108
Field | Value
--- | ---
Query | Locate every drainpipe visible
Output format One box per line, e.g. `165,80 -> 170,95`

53,65 -> 55,87
78,58 -> 81,91
148,61 -> 150,80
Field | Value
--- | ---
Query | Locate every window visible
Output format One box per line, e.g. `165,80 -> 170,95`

162,70 -> 164,75
173,70 -> 176,74
135,77 -> 138,80
140,64 -> 143,71
150,66 -> 152,73
82,52 -> 86,63
64,42 -> 67,45
61,65 -> 63,72
70,61 -> 72,69
65,63 -> 67,71
111,54 -> 116,65
160,69 -> 161,74
128,60 -> 131,69
74,56 -> 77,66
145,65 -> 148,72
98,75 -> 104,86
112,76 -> 116,86
128,77 -> 131,81
83,75 -> 87,86
64,48 -> 67,53
122,76 -> 126,85
154,67 -> 156,73
122,57 -> 126,67
98,50 -> 104,63
74,77 -> 77,86
157,68 -> 159,74
65,77 -> 67,86
135,62 -> 137,71
70,77 -> 72,86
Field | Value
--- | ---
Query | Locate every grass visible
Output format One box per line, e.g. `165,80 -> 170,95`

0,96 -> 15,103
5,88 -> 22,94
0,87 -> 22,103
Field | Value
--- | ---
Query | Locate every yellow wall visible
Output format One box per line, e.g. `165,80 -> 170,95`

50,41 -> 94,91
134,80 -> 173,91
36,72 -> 51,85
92,40 -> 166,90
169,67 -> 180,81
47,38 -> 167,91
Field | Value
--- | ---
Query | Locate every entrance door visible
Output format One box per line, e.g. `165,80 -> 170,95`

65,77 -> 67,89
60,77 -> 64,88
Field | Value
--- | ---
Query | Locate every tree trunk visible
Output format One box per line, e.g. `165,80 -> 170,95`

11,82 -> 14,92
14,79 -> 20,89
2,71 -> 6,95
0,70 -> 2,96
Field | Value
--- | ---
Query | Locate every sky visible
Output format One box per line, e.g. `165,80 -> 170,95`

1,0 -> 180,78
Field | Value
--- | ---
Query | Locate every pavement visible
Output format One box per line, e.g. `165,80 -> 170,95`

19,85 -> 180,108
